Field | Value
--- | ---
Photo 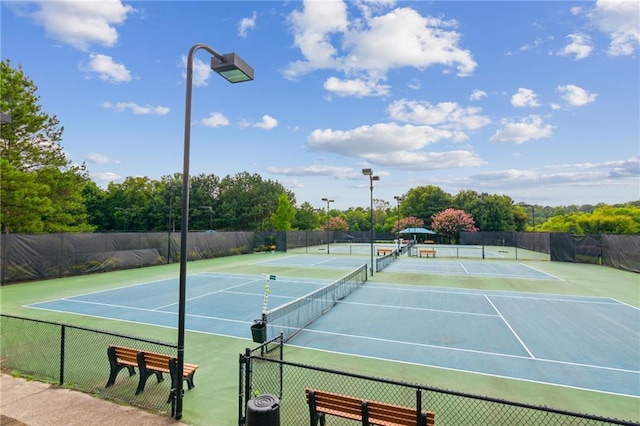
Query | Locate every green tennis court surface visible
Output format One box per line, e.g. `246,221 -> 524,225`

27,268 -> 638,398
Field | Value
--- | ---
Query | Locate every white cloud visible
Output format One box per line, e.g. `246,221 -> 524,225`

85,53 -> 131,83
265,165 -> 356,179
102,101 -> 169,115
490,115 -> 554,144
469,90 -> 487,101
285,1 -> 477,90
557,84 -> 597,107
91,171 -> 122,184
200,112 -> 230,127
558,33 -> 593,60
363,150 -> 485,169
285,0 -> 348,78
182,55 -> 212,87
468,157 -> 640,191
588,0 -> 640,56
324,76 -> 390,97
519,38 -> 543,52
308,122 -> 452,157
239,11 -> 257,38
388,99 -> 491,131
511,88 -> 540,108
304,121 -> 485,170
86,153 -> 118,164
26,0 -> 134,51
253,115 -> 278,130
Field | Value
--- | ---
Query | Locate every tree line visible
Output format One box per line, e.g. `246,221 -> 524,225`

2,59 -> 639,235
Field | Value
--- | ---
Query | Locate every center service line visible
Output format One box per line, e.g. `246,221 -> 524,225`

485,295 -> 536,359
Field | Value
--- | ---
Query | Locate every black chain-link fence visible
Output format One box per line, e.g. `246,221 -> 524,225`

0,314 -> 179,417
239,348 -> 638,426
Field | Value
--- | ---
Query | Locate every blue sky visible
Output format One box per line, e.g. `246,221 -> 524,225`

2,0 -> 639,210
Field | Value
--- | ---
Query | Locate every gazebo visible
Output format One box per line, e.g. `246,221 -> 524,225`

398,227 -> 437,243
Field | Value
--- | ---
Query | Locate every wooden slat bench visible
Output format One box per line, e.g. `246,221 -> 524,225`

419,249 -> 436,258
376,248 -> 393,256
105,345 -> 199,401
305,389 -> 435,426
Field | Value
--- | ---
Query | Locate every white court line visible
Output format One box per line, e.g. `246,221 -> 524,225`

155,278 -> 262,310
288,343 -> 639,399
458,262 -> 469,274
293,327 -> 639,375
519,263 -> 564,281
485,295 -> 536,359
341,300 -> 499,317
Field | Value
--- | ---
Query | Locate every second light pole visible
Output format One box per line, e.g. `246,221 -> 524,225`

362,168 -> 379,276
321,197 -> 334,254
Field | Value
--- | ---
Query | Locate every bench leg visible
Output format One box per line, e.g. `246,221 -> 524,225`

184,372 -> 195,390
135,352 -> 163,395
106,365 -> 135,388
106,346 -> 136,388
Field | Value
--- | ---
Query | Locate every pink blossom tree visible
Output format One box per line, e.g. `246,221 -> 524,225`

431,208 -> 477,243
323,216 -> 349,230
391,216 -> 424,233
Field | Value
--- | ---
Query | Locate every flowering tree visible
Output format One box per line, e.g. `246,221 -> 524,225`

391,216 -> 424,233
431,208 -> 477,243
324,216 -> 349,230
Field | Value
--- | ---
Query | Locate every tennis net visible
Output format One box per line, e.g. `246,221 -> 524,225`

263,264 -> 367,343
376,249 -> 398,272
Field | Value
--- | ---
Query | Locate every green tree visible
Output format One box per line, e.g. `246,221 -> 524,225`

0,158 -> 51,232
345,207 -> 370,231
403,185 -> 453,227
270,193 -> 296,230
217,172 -> 291,231
293,202 -> 320,230
1,59 -> 91,232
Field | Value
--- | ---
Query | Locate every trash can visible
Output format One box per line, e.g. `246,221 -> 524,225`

246,394 -> 280,426
251,321 -> 267,343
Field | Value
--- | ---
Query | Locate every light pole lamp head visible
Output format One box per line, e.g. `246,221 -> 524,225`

211,53 -> 254,83
321,198 -> 329,202
361,168 -> 373,176
372,175 -> 380,181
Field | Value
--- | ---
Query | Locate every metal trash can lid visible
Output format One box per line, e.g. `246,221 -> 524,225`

247,394 -> 279,412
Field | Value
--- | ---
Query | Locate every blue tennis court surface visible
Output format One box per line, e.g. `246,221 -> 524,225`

255,255 -> 560,280
27,272 -> 638,397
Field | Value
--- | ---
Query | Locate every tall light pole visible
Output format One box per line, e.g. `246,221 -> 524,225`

321,198 -> 334,254
394,195 -> 402,251
177,43 -> 253,420
362,168 -> 379,276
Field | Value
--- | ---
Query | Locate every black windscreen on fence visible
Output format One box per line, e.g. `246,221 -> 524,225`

2,231 -> 637,284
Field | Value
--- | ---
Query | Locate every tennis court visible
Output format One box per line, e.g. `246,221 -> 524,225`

26,266 -> 638,398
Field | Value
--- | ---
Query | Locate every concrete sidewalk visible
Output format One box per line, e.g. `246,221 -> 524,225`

0,374 -> 187,426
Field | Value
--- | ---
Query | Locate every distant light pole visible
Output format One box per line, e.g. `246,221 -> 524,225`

362,168 -> 379,276
522,203 -> 536,251
394,196 -> 402,251
480,193 -> 485,259
177,43 -> 253,420
114,207 -> 134,231
199,206 -> 213,230
321,198 -> 334,254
